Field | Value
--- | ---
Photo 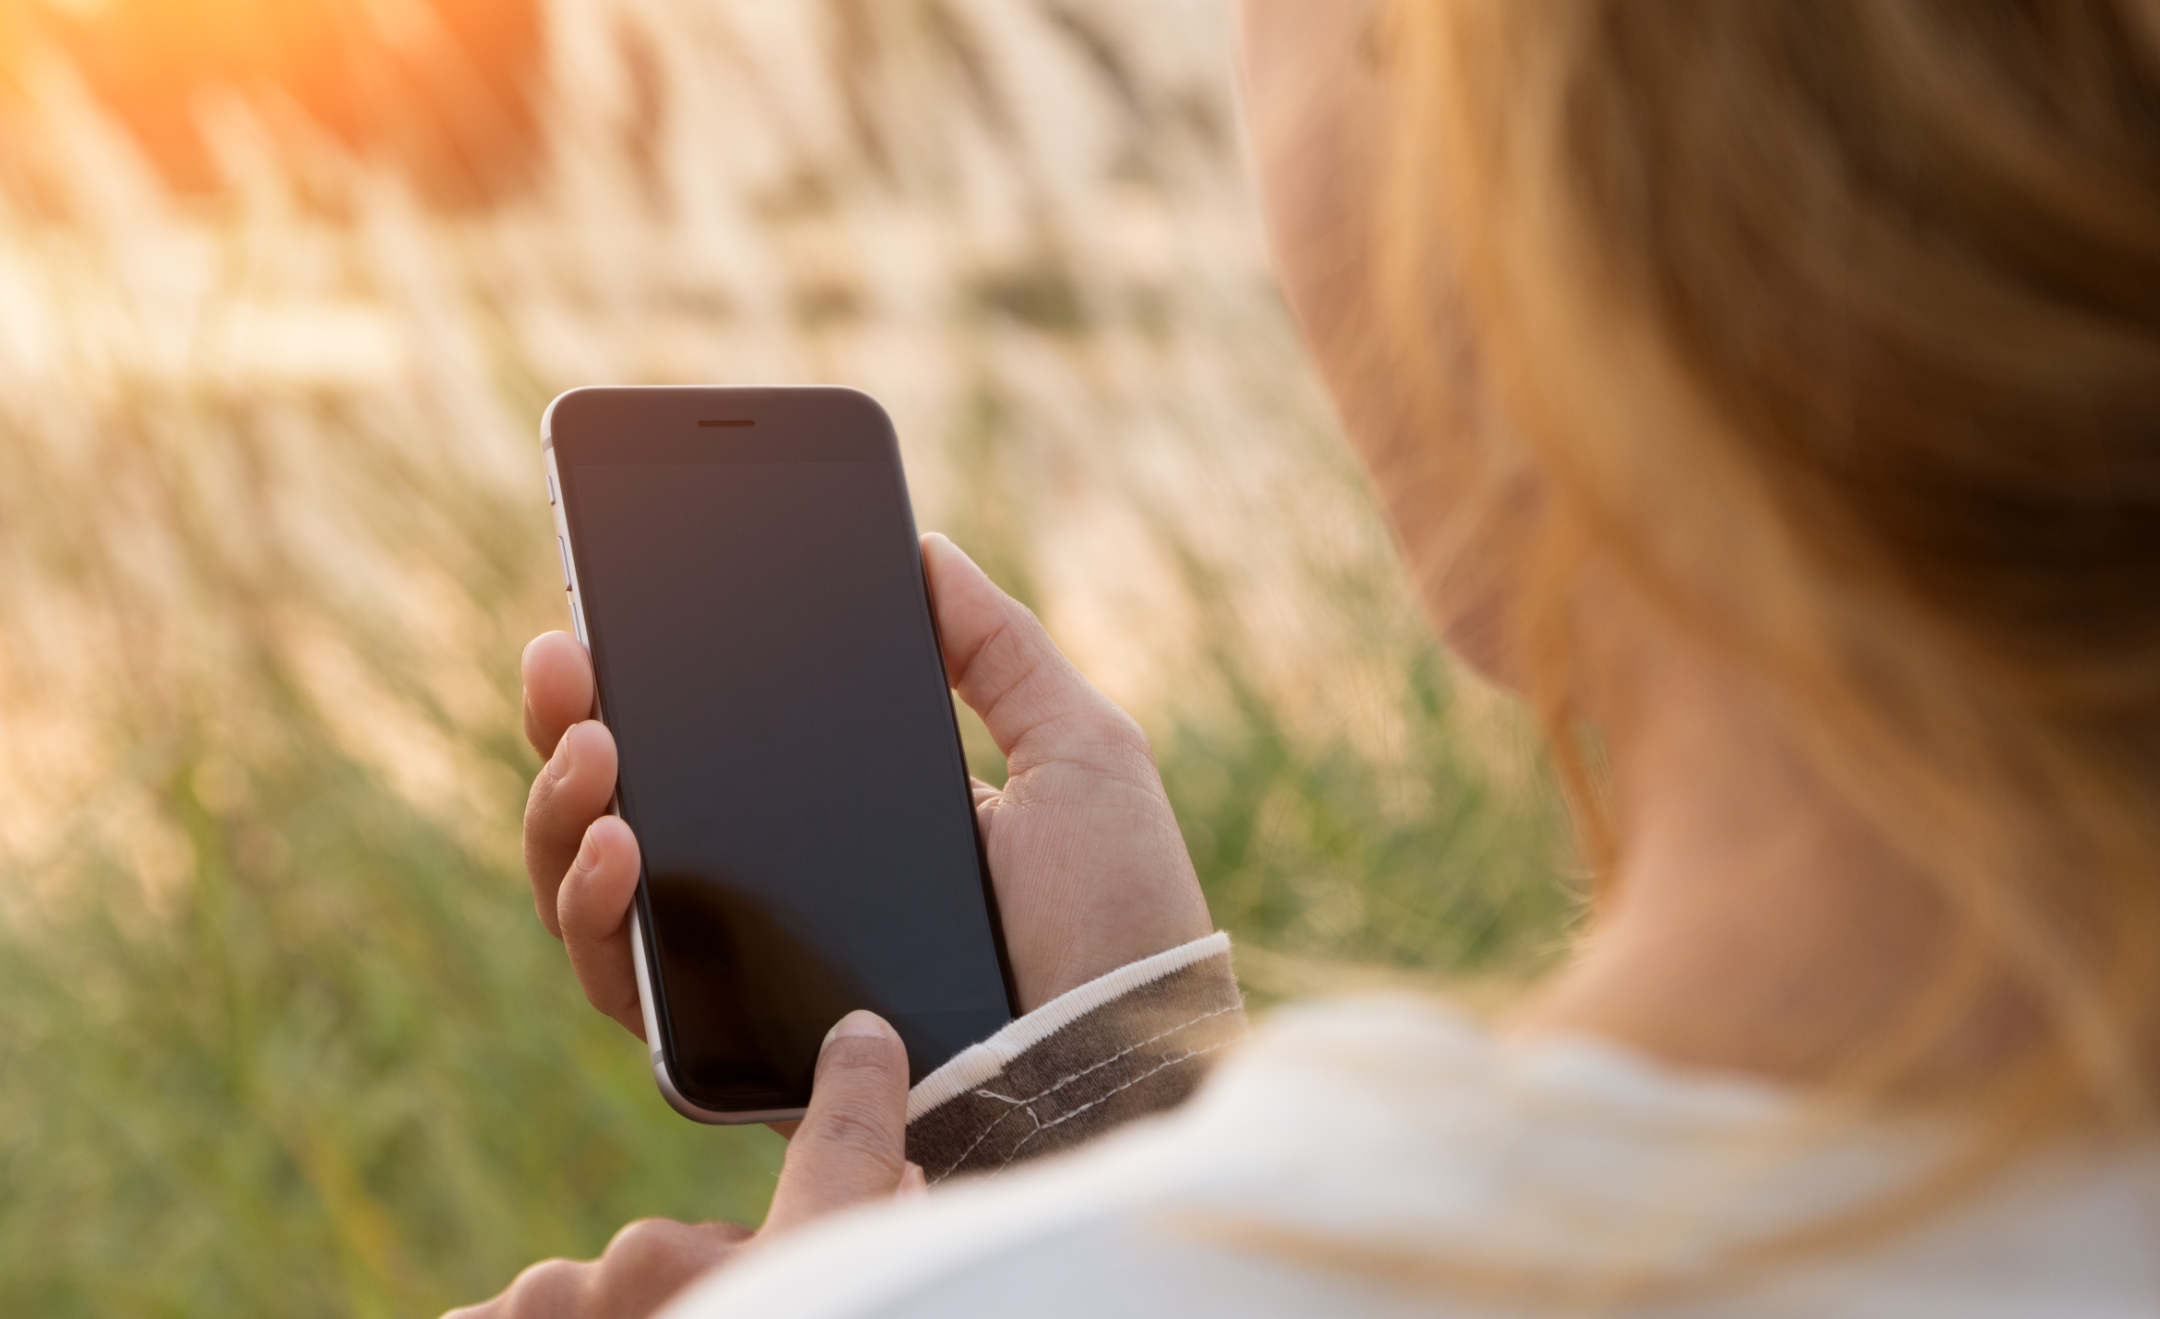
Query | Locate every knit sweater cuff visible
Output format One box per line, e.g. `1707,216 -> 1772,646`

903,932 -> 1243,1182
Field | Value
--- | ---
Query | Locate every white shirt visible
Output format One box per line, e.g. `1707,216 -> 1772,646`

664,996 -> 2160,1317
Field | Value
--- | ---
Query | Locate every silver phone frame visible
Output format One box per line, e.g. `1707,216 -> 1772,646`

543,389 -> 807,1126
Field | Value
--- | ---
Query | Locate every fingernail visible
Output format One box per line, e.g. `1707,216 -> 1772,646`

548,726 -> 577,782
572,823 -> 600,874
821,1010 -> 890,1050
898,1162 -> 928,1197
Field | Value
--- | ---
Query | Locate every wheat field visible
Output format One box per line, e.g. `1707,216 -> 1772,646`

0,3 -> 1573,1313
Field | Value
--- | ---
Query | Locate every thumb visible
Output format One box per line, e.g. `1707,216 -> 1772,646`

763,1011 -> 911,1235
921,533 -> 1145,771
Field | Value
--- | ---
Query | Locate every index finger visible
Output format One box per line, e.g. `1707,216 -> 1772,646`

522,631 -> 595,758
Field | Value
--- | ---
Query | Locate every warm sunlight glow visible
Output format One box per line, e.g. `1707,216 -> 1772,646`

4,0 -> 542,200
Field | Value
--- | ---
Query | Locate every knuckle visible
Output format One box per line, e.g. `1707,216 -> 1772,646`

504,1258 -> 581,1316
1057,703 -> 1153,769
802,1101 -> 904,1172
522,773 -> 573,857
556,875 -> 586,942
521,769 -> 556,835
602,1217 -> 684,1272
969,607 -> 1048,690
1099,706 -> 1153,758
557,860 -> 605,939
957,615 -> 1015,685
588,1219 -> 731,1312
1009,599 -> 1053,647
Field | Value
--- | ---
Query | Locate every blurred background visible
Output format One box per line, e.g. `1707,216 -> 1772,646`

0,1 -> 1574,1313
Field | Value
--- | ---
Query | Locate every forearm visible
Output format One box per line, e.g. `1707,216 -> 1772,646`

904,932 -> 1242,1181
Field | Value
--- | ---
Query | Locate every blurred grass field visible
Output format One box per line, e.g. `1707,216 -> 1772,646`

0,3 -> 1575,1314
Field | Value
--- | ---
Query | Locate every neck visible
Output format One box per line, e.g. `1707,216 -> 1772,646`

1504,634 -> 2026,1091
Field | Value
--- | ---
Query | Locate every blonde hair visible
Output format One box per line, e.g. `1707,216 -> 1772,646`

1369,0 -> 2160,1280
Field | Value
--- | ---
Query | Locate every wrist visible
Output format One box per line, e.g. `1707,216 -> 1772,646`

906,932 -> 1241,1180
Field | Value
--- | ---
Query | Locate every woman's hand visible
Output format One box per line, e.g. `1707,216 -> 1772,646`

445,1011 -> 923,1319
519,532 -> 1211,1033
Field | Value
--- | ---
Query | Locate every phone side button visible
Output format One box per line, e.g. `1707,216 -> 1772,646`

556,535 -> 573,590
546,469 -> 559,505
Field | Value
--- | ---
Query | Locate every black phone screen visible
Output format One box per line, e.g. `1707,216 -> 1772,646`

549,387 -> 1014,1115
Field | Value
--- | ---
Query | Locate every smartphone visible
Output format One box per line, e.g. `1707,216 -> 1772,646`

541,386 -> 1016,1123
